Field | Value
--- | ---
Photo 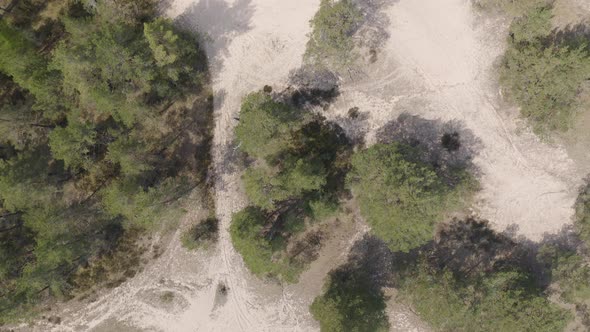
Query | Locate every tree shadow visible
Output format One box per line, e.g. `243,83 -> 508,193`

376,113 -> 483,178
345,218 -> 546,289
352,0 -> 398,51
344,234 -> 398,288
547,23 -> 590,51
217,138 -> 253,178
315,232 -> 392,330
286,65 -> 341,109
333,110 -> 370,146
158,0 -> 175,15
175,0 -> 255,73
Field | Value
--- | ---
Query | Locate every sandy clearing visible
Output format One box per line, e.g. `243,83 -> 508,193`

328,0 -> 585,240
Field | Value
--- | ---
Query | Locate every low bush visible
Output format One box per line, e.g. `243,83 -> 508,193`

229,207 -> 302,282
397,218 -> 571,332
305,0 -> 363,69
499,4 -> 590,133
310,264 -> 389,332
181,217 -> 219,250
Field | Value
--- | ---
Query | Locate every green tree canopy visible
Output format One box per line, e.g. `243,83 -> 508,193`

305,0 -> 362,69
310,266 -> 389,332
235,92 -> 303,160
500,5 -> 590,133
229,206 -> 301,282
232,91 -> 352,282
347,143 -> 472,252
397,219 -> 572,332
0,21 -> 63,117
0,0 -> 210,321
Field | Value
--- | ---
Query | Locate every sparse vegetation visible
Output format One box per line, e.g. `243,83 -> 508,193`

160,291 -> 175,303
473,0 -> 551,17
575,181 -> 590,246
305,0 -> 363,69
537,182 -> 590,328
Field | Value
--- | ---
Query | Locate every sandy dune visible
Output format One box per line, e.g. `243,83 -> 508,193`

20,0 -> 587,331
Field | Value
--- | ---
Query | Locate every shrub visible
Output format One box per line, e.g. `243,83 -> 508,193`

235,92 -> 303,160
397,219 -> 572,332
399,266 -> 570,332
538,245 -> 590,303
181,217 -> 219,250
229,207 -> 302,282
305,0 -> 363,69
310,266 -> 389,332
500,5 -> 590,133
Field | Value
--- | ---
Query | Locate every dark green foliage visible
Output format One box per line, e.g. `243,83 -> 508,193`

229,207 -> 301,282
397,218 -> 571,332
232,91 -> 352,282
0,20 -> 63,117
0,0 -> 211,322
235,92 -> 303,160
575,181 -> 590,246
182,217 -> 219,250
305,0 -> 363,69
310,266 -> 389,332
347,143 -> 473,252
473,0 -> 551,17
500,5 -> 590,133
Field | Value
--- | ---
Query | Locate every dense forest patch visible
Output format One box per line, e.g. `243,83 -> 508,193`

230,91 -> 352,282
0,0 -> 212,322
